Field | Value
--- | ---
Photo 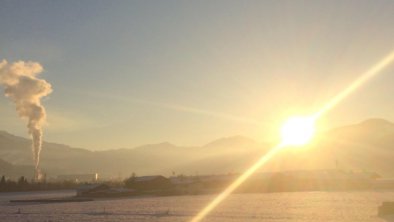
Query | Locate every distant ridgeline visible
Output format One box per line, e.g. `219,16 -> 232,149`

1,118 -> 394,180
0,158 -> 34,179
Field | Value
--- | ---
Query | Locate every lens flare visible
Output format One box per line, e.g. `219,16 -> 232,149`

190,50 -> 394,222
190,143 -> 285,222
313,50 -> 394,119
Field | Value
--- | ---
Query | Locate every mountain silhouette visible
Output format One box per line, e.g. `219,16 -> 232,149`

0,118 -> 393,179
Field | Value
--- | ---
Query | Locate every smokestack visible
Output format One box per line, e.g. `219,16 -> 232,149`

0,60 -> 52,181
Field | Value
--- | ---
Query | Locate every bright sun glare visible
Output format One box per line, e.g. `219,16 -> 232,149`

280,116 -> 316,146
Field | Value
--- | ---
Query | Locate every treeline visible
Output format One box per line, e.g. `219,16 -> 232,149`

0,176 -> 79,192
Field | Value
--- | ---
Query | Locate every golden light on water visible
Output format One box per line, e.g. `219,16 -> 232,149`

190,50 -> 394,222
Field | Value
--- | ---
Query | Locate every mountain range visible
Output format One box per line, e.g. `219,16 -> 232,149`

0,118 -> 393,179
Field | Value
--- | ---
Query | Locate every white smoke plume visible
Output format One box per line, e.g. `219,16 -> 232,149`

0,60 -> 52,180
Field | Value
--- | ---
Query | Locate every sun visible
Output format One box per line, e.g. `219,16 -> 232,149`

280,116 -> 316,146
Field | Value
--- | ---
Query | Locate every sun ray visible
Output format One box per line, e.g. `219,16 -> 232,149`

313,50 -> 394,119
190,143 -> 285,222
68,88 -> 261,126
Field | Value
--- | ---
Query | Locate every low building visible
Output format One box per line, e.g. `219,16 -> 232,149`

374,178 -> 394,189
76,184 -> 110,196
57,173 -> 98,183
76,184 -> 134,197
170,176 -> 204,194
126,175 -> 171,190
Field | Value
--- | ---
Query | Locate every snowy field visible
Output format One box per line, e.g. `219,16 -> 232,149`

0,190 -> 393,222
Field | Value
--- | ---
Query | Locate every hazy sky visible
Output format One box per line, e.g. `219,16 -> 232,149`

1,0 -> 394,150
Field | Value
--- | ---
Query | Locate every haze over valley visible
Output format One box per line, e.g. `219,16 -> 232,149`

1,118 -> 393,179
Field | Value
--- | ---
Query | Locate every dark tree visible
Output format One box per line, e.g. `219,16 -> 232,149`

0,176 -> 6,191
124,172 -> 136,187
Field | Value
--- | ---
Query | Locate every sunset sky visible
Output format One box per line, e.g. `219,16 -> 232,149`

1,0 -> 394,150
